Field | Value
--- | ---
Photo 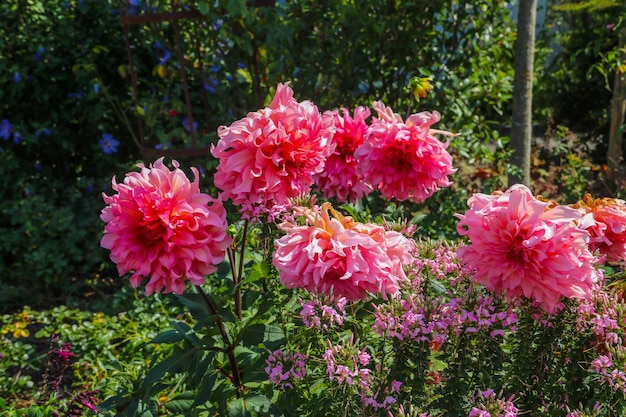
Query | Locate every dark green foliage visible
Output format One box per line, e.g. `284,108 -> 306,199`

0,0 -> 517,311
535,0 -> 624,161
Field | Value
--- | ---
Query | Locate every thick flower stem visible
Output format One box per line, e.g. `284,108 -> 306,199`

234,220 -> 249,321
227,220 -> 249,321
196,286 -> 243,395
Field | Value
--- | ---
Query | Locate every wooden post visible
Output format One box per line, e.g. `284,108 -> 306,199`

607,27 -> 626,194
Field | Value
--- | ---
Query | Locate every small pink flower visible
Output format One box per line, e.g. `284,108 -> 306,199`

211,83 -> 335,219
313,106 -> 372,202
456,184 -> 598,313
354,101 -> 456,203
591,354 -> 613,374
273,203 -> 414,301
101,158 -> 232,295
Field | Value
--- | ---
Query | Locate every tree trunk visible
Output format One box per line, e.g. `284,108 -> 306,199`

606,27 -> 626,194
508,0 -> 537,187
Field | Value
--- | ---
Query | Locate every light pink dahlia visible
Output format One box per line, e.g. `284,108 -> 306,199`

573,194 -> 626,263
272,203 -> 414,301
100,158 -> 232,295
354,101 -> 456,203
211,83 -> 335,219
456,184 -> 598,313
313,106 -> 372,203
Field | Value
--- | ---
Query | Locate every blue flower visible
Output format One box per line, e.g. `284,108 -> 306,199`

210,64 -> 220,73
212,19 -> 223,31
68,90 -> 85,100
237,62 -> 246,69
0,119 -> 12,140
13,132 -> 23,144
33,46 -> 44,61
14,72 -> 21,83
35,128 -> 51,139
204,78 -> 217,93
93,83 -> 100,94
182,118 -> 198,133
159,50 -> 171,66
99,133 -> 120,154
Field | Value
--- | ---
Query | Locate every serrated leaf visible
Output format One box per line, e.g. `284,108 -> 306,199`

164,391 -> 195,413
228,397 -> 252,417
245,394 -> 284,416
193,371 -> 218,407
141,349 -> 196,392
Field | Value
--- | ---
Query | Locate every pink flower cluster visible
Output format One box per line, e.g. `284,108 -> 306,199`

456,184 -> 598,313
299,296 -> 347,330
457,295 -> 518,338
573,194 -> 626,263
373,293 -> 455,345
273,203 -> 414,301
100,158 -> 232,295
577,284 -> 626,393
322,337 -> 402,412
323,339 -> 372,388
468,389 -> 518,417
374,288 -> 518,346
313,106 -> 372,203
211,83 -> 335,220
373,244 -> 517,346
354,101 -> 456,203
264,349 -> 307,390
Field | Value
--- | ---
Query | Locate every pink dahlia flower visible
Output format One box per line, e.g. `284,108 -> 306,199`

313,106 -> 372,203
456,184 -> 598,313
354,101 -> 456,203
211,83 -> 335,219
100,158 -> 232,295
573,194 -> 626,263
272,203 -> 414,301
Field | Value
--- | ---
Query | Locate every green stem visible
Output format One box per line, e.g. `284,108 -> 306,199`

195,286 -> 243,396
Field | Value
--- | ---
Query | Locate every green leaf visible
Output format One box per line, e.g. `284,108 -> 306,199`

141,349 -> 196,392
239,323 -> 284,347
198,3 -> 209,14
193,371 -> 219,407
228,398 -> 252,417
163,391 -> 195,413
175,293 -> 210,322
150,329 -> 184,344
245,395 -> 284,416
428,357 -> 448,372
171,320 -> 203,347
